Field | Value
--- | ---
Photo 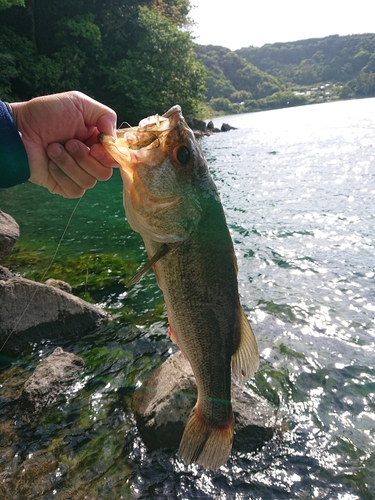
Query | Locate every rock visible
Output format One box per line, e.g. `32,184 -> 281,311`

44,278 -> 72,294
221,123 -> 237,132
0,211 -> 19,261
0,276 -> 107,354
0,265 -> 13,281
207,120 -> 221,133
133,351 -> 283,453
20,347 -> 85,412
185,116 -> 207,133
0,449 -> 61,498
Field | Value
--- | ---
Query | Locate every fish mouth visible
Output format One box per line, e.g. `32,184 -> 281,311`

99,105 -> 185,172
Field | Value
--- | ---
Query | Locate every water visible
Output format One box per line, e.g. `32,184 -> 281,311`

1,98 -> 375,498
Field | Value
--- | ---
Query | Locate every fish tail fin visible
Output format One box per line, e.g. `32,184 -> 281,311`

232,308 -> 260,384
178,405 -> 234,470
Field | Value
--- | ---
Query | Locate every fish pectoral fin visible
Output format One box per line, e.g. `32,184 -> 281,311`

231,308 -> 260,384
126,243 -> 170,288
178,405 -> 234,470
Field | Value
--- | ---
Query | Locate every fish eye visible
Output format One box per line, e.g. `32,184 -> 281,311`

176,146 -> 190,165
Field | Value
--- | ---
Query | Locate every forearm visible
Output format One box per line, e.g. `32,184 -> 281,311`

0,100 -> 30,188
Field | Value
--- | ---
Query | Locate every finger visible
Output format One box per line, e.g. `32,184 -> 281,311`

47,141 -> 97,187
48,161 -> 87,198
90,143 -> 120,170
72,91 -> 117,137
65,140 -> 115,181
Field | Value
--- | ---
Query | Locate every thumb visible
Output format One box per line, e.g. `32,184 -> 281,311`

96,111 -> 117,139
77,92 -> 117,138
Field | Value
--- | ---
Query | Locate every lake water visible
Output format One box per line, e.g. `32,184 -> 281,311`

1,98 -> 375,498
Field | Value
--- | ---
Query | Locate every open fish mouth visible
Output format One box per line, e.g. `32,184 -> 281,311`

101,105 -> 184,156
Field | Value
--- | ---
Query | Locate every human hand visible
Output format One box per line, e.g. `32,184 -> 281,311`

11,91 -> 119,198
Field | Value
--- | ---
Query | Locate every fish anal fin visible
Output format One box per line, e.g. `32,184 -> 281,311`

178,405 -> 234,470
231,308 -> 259,384
126,243 -> 170,287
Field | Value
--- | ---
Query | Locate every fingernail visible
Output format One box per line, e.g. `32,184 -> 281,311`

66,141 -> 79,154
49,144 -> 63,159
91,149 -> 105,161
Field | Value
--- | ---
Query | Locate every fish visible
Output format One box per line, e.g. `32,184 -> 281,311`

100,105 -> 259,469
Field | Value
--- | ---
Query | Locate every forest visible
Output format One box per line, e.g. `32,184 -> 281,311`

198,34 -> 375,114
237,34 -> 375,86
0,0 -> 206,123
1,0 -> 375,120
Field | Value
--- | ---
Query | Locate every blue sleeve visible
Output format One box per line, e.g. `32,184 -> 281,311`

0,100 -> 30,188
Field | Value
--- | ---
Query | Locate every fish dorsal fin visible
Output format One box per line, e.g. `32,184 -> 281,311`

231,308 -> 260,384
126,243 -> 170,288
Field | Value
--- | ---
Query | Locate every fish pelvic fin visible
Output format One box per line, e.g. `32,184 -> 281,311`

231,308 -> 260,384
178,405 -> 234,470
126,243 -> 170,288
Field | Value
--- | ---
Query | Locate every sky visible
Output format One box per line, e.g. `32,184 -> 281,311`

190,0 -> 375,50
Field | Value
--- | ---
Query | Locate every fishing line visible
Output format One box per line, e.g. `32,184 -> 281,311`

0,195 -> 84,353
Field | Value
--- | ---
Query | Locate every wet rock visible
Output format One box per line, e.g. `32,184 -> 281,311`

21,347 -> 85,412
207,120 -> 221,133
0,449 -> 62,499
186,116 -> 207,133
0,276 -> 107,354
0,210 -> 19,261
221,122 -> 237,132
44,278 -> 72,294
133,351 -> 282,453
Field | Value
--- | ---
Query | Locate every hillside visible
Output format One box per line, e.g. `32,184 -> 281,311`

196,45 -> 308,114
196,34 -> 375,115
236,33 -> 375,86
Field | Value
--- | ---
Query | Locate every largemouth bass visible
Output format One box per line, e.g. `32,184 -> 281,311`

100,106 -> 259,469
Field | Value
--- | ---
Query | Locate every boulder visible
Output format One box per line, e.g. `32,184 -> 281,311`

0,210 -> 19,261
0,276 -> 107,354
207,120 -> 221,133
20,347 -> 85,412
185,116 -> 207,133
221,123 -> 237,132
133,351 -> 283,453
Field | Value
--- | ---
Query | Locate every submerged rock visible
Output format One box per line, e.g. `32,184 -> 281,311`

0,276 -> 107,354
133,351 -> 283,453
21,347 -> 85,412
0,210 -> 19,261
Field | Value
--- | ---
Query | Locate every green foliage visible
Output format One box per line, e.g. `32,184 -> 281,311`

107,6 -> 207,122
0,0 -> 206,121
196,44 -> 284,104
340,72 -> 375,99
2,1 -> 373,121
150,0 -> 191,27
237,34 -> 375,87
209,97 -> 236,113
0,0 -> 24,9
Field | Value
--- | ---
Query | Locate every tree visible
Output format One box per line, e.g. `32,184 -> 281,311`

0,0 -> 24,9
106,6 -> 206,122
0,0 -> 206,121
